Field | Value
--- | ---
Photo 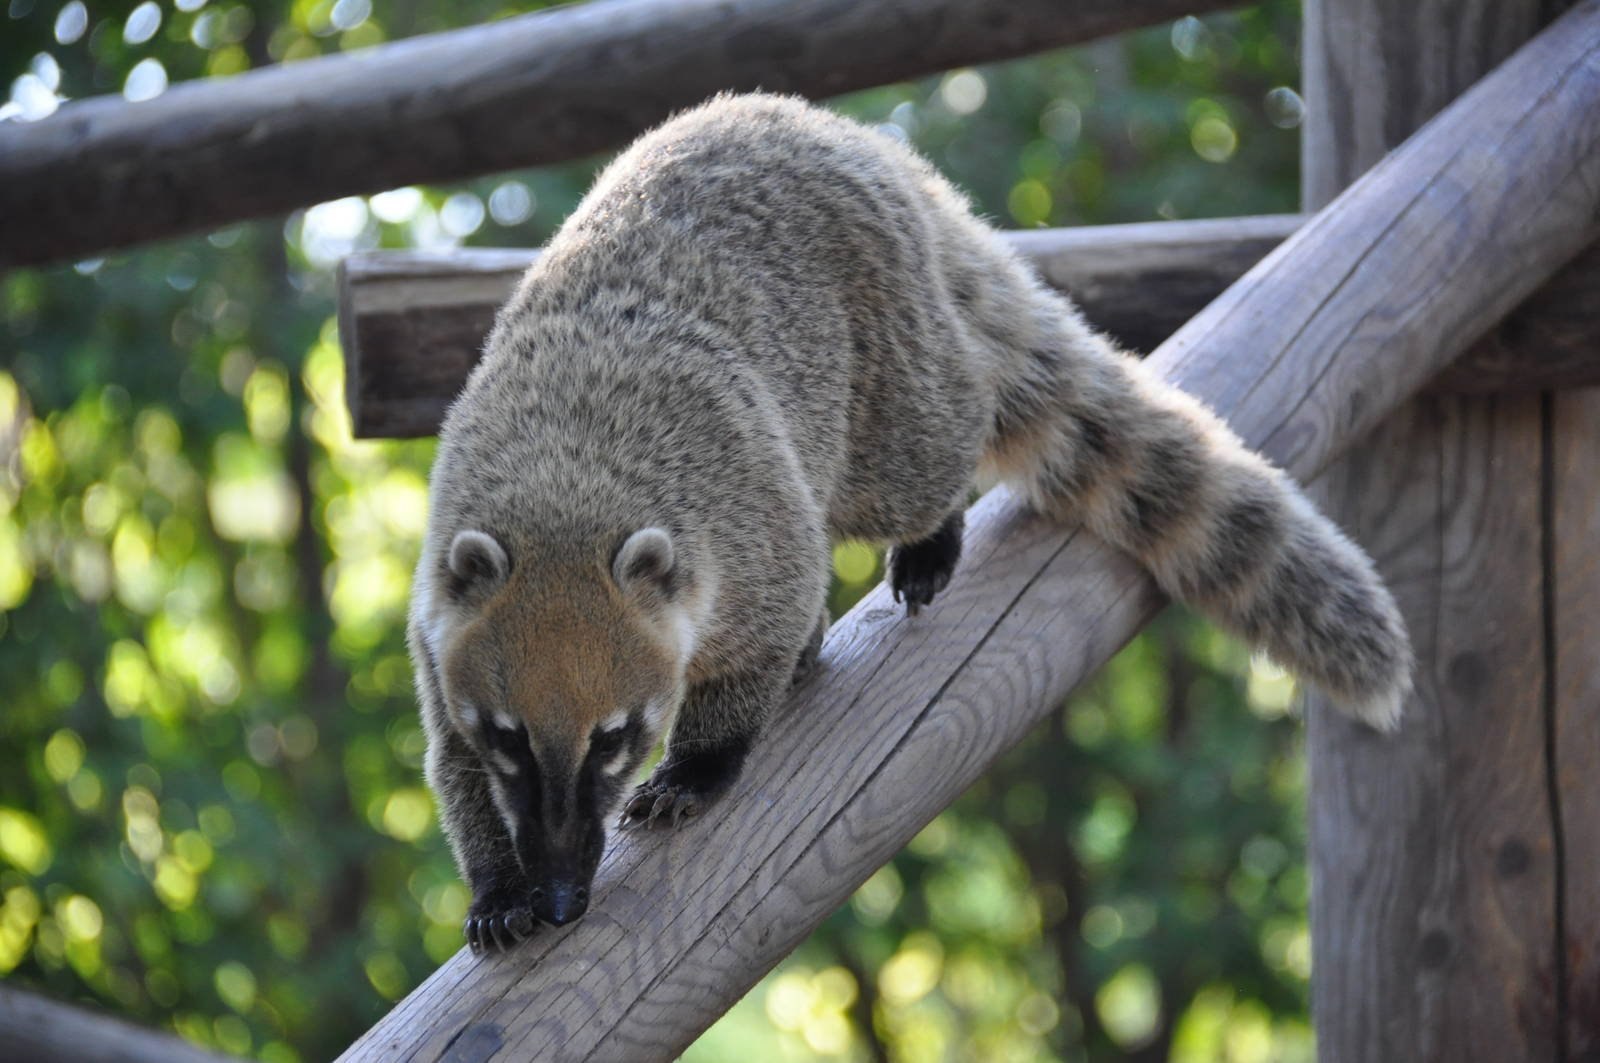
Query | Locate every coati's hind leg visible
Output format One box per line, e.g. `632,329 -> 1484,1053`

620,668 -> 788,830
887,510 -> 965,616
791,609 -> 828,685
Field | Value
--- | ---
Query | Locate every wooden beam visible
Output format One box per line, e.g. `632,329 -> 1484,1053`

337,218 -> 1599,438
338,7 -> 1600,1059
0,0 -> 1245,270
337,215 -> 1302,438
1302,0 -> 1587,1059
1553,389 -> 1600,1058
0,985 -> 236,1063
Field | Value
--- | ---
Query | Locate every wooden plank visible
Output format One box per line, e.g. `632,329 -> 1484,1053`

1308,396 -> 1556,1060
337,221 -> 1600,438
1553,389 -> 1600,1057
1302,0 -> 1580,1058
0,985 -> 237,1063
337,9 -> 1600,1059
0,0 -> 1247,269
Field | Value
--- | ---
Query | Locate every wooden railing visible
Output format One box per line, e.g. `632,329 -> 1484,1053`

0,0 -> 1246,269
335,6 -> 1600,1057
337,217 -> 1600,438
5,0 -> 1596,1056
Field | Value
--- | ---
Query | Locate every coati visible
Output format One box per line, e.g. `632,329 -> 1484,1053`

409,93 -> 1412,953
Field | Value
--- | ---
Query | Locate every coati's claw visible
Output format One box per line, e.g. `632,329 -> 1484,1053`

619,786 -> 702,829
890,557 -> 952,616
464,900 -> 536,954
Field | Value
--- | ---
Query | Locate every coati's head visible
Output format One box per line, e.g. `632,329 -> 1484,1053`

430,526 -> 702,926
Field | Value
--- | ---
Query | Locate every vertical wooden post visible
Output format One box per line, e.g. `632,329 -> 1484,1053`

1302,1 -> 1592,1059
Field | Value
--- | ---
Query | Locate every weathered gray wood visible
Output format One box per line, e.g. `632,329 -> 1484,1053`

1302,0 -> 1583,1059
1553,390 -> 1600,1057
1428,251 -> 1600,395
338,218 -> 1599,437
0,984 -> 236,1063
0,0 -> 1246,270
338,8 -> 1600,1059
338,216 -> 1302,438
1308,397 -> 1557,1060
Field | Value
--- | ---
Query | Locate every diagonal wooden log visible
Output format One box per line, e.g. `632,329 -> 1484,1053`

337,216 -> 1599,438
339,5 -> 1600,1059
0,0 -> 1244,270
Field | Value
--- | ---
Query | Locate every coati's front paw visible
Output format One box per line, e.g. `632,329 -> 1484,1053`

619,747 -> 745,830
621,779 -> 704,830
464,890 -> 537,954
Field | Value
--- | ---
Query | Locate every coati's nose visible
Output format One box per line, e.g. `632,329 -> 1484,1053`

537,882 -> 589,926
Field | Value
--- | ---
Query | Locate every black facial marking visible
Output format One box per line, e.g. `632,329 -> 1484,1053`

477,714 -> 542,818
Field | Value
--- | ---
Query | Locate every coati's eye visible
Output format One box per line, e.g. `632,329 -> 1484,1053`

588,714 -> 637,778
591,727 -> 625,758
475,709 -> 534,778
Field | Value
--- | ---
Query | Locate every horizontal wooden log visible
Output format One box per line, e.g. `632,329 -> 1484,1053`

338,215 -> 1599,437
0,0 -> 1244,270
338,6 -> 1600,1060
0,985 -> 235,1063
338,215 -> 1301,438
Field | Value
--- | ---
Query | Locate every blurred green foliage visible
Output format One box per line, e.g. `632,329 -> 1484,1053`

1,1 -> 1312,1059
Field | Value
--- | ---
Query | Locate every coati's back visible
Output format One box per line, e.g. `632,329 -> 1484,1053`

448,94 -> 1005,533
412,93 -> 1411,951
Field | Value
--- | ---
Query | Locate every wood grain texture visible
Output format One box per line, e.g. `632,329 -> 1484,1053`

339,9 -> 1600,1059
1553,389 -> 1600,1058
0,0 -> 1245,270
1308,397 -> 1558,1060
0,984 -> 236,1063
339,221 -> 1599,438
1302,0 -> 1585,1059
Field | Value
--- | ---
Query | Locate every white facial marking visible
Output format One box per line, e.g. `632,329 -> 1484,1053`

485,775 -> 518,842
425,615 -> 451,659
603,746 -> 630,777
671,606 -> 698,666
492,711 -> 518,731
643,689 -> 683,737
489,750 -> 519,775
457,704 -> 480,730
601,709 -> 629,733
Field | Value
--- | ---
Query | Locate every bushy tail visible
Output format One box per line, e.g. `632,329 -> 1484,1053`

984,297 -> 1412,729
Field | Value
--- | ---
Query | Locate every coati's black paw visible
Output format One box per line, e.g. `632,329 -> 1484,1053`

619,745 -> 747,831
464,892 -> 537,954
888,513 -> 964,618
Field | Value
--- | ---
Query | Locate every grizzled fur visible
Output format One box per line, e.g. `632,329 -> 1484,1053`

410,93 -> 1412,951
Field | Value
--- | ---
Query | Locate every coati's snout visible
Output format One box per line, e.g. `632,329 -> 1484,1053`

433,527 -> 697,943
536,879 -> 588,927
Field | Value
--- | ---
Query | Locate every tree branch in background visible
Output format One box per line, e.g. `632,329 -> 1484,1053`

0,0 -> 1246,268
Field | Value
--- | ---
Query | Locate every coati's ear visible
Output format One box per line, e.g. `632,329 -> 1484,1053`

613,527 -> 675,598
447,529 -> 510,599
